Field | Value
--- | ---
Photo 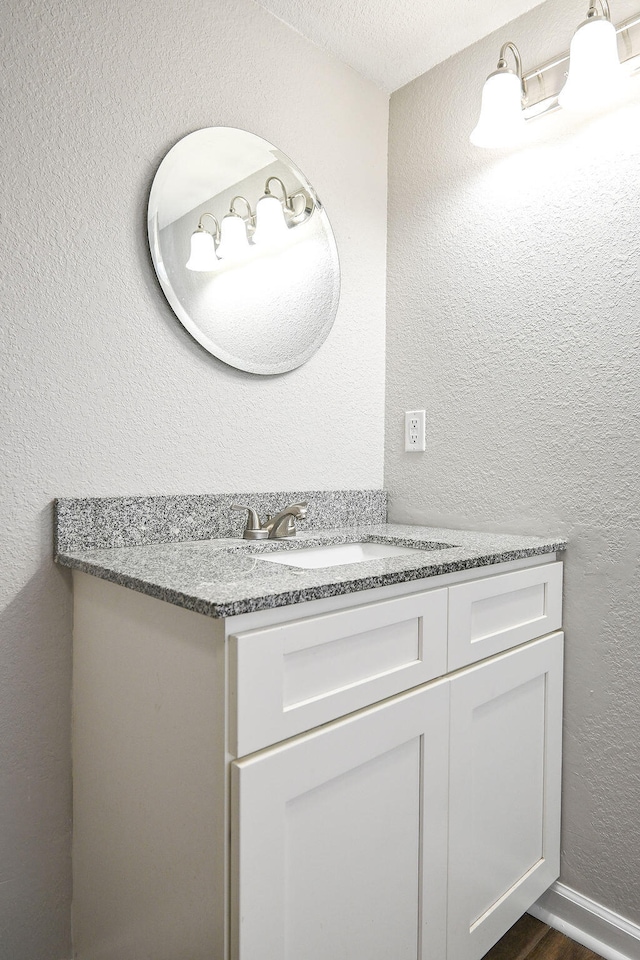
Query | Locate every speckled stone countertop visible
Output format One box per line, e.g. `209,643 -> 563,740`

56,524 -> 566,619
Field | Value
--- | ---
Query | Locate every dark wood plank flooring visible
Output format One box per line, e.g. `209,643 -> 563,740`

482,914 -> 605,960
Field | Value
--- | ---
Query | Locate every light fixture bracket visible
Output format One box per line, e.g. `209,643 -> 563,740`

264,176 -> 314,223
494,42 -> 528,101
197,212 -> 220,241
229,195 -> 255,226
586,0 -> 612,20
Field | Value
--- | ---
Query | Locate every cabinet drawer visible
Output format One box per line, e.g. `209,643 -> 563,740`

447,561 -> 563,670
229,589 -> 448,756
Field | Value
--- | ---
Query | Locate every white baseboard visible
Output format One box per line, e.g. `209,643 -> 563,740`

529,882 -> 640,960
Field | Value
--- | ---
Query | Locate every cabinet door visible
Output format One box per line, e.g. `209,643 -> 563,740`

231,681 -> 450,960
447,632 -> 563,960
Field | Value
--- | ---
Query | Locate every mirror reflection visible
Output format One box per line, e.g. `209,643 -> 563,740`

148,127 -> 340,375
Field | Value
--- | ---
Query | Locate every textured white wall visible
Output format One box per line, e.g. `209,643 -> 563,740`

0,1 -> 387,955
386,0 -> 640,927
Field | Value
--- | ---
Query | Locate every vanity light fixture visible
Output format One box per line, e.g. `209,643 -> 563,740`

185,178 -> 315,270
470,42 -> 527,148
559,0 -> 624,112
186,213 -> 220,272
470,1 -> 640,147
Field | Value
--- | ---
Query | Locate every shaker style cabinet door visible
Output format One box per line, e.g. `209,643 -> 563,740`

447,632 -> 563,960
231,681 -> 450,960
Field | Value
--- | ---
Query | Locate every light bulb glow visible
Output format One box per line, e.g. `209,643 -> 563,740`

217,214 -> 251,260
559,17 -> 624,113
253,195 -> 289,246
186,229 -> 217,271
470,70 -> 526,149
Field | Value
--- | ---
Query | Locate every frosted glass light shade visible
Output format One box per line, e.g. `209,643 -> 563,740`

217,214 -> 251,260
186,229 -> 217,271
470,71 -> 526,148
253,195 -> 289,246
559,17 -> 623,113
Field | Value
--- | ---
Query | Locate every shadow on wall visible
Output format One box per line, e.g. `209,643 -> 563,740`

0,541 -> 73,959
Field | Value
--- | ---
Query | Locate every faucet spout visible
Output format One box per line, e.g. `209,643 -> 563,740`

262,502 -> 308,539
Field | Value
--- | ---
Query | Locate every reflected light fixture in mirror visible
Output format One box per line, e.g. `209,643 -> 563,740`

148,127 -> 340,375
470,42 -> 527,149
188,176 -> 314,267
253,193 -> 288,244
559,0 -> 624,112
253,177 -> 301,245
186,213 -> 219,271
217,198 -> 252,261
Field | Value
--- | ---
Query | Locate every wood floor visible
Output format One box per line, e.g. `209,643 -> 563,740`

482,914 -> 605,960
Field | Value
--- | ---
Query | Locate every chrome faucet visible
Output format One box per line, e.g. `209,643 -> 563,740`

232,502 -> 308,540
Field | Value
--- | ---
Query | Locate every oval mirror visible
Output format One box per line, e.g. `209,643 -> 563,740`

148,128 -> 340,375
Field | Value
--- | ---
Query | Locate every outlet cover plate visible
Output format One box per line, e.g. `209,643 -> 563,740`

405,409 -> 426,452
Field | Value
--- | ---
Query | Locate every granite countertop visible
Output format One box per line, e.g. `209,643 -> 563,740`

56,523 -> 566,618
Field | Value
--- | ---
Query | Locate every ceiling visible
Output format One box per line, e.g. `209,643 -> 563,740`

253,0 -> 549,92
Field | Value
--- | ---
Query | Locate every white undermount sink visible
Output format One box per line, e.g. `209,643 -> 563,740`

256,541 -> 434,569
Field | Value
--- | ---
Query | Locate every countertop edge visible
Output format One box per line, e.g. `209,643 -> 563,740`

57,540 -> 567,619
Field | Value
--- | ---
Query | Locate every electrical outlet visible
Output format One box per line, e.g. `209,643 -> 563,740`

405,410 -> 426,452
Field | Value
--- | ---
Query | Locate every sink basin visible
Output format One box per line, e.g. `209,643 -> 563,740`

256,541 -> 442,569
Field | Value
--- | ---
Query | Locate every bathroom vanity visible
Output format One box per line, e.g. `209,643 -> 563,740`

57,494 -> 565,960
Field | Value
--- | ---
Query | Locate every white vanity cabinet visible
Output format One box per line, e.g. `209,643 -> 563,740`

71,555 -> 563,960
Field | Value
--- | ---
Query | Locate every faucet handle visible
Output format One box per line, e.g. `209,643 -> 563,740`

231,504 -> 269,540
